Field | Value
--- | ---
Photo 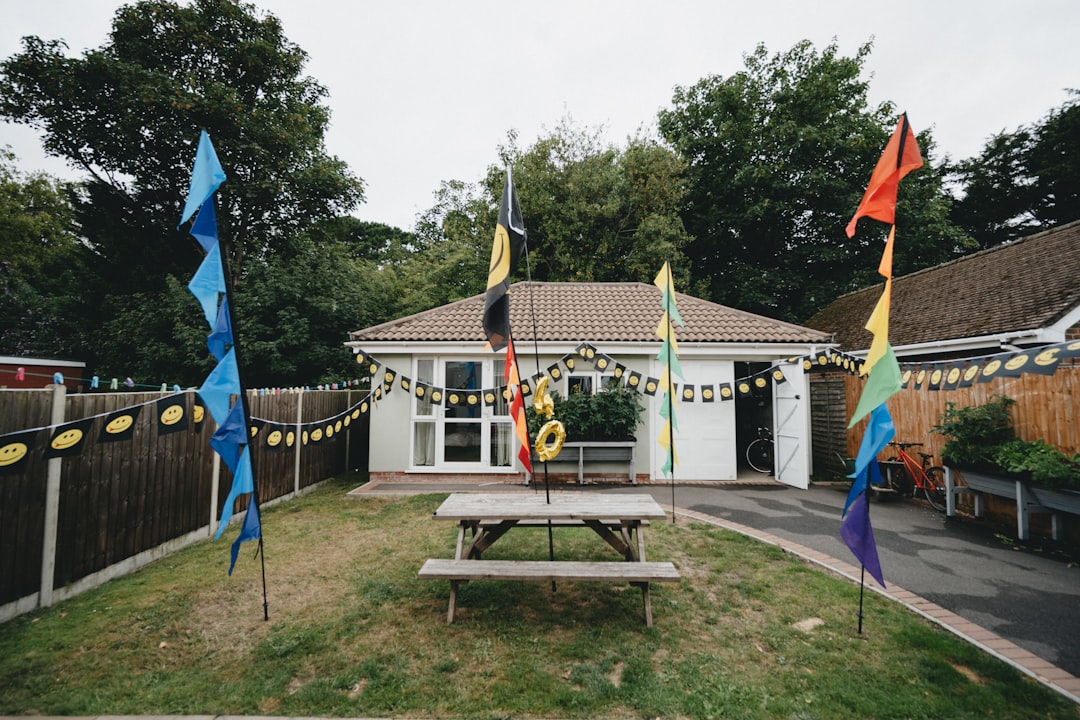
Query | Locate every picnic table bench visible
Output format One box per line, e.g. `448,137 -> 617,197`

420,492 -> 678,626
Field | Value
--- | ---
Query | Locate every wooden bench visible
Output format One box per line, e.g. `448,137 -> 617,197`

526,441 -> 637,485
418,558 -> 680,626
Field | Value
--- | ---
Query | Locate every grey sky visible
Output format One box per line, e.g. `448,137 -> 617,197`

3,0 -> 1078,231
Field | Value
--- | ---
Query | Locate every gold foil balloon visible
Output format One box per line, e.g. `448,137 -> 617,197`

533,375 -> 555,418
534,420 -> 566,462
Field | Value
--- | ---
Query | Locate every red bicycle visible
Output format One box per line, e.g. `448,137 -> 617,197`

876,441 -> 948,512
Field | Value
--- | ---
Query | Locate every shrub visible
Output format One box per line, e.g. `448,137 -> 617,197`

933,394 -> 1080,490
526,384 -> 644,442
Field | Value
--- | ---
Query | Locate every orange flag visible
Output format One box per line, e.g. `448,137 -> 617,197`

504,337 -> 532,474
846,113 -> 923,238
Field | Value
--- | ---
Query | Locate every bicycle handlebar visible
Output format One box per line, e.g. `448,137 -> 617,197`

887,441 -> 923,449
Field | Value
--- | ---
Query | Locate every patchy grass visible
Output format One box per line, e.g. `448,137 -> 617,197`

0,476 -> 1076,719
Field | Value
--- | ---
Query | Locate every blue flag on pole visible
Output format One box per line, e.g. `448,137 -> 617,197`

208,296 -> 233,361
198,347 -> 241,426
215,446 -> 254,540
228,494 -> 262,575
210,400 -> 247,474
179,130 -> 226,228
844,403 -> 896,515
189,196 -> 219,252
188,241 -> 226,328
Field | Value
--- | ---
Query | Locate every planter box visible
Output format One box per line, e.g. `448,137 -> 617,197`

948,467 -> 1075,541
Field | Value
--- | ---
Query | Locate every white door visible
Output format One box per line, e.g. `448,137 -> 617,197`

772,362 -> 810,489
650,359 -> 737,481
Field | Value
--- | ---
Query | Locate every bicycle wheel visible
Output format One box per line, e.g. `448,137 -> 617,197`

746,438 -> 773,473
922,466 -> 948,512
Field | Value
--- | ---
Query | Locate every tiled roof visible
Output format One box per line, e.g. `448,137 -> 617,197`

805,220 -> 1080,350
349,282 -> 831,345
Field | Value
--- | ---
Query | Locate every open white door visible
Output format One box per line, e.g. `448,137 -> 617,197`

772,362 -> 810,489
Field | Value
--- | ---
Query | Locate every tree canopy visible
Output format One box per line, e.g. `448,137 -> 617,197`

659,40 -> 972,322
950,91 -> 1080,246
0,0 -> 365,387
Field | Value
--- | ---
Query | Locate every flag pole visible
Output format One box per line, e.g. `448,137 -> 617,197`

212,202 -> 269,622
665,261 -> 677,523
857,564 -> 866,634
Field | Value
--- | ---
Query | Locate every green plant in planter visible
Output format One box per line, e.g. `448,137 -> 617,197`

992,439 -> 1080,489
525,384 -> 644,442
932,394 -> 1016,468
933,394 -> 1080,491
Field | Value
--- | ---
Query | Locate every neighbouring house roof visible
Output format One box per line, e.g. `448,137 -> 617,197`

805,220 -> 1080,352
349,282 -> 831,346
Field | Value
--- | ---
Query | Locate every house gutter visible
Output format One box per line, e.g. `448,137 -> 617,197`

845,328 -> 1056,360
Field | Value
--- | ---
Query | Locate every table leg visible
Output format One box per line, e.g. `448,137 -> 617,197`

584,520 -> 634,560
633,581 -> 653,627
447,580 -> 459,624
464,519 -> 518,558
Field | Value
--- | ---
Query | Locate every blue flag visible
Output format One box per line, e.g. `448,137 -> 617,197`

208,296 -> 233,361
844,403 -> 896,515
188,242 -> 226,328
189,196 -> 219,252
178,130 -> 226,228
198,347 -> 241,426
215,446 -> 254,540
840,491 -> 885,587
210,400 -> 247,473
228,494 -> 262,575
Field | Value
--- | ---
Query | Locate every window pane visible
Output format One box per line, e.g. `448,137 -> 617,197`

413,422 -> 435,466
415,358 -> 434,416
490,422 -> 513,466
444,422 -> 481,463
568,376 -> 593,396
445,360 -> 483,419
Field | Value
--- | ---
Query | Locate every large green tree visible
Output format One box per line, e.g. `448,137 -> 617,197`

659,40 -> 971,322
0,0 -> 365,386
950,92 -> 1080,247
0,150 -> 94,359
405,121 -> 692,318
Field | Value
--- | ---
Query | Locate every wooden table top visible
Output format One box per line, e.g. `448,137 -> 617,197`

432,492 -> 668,522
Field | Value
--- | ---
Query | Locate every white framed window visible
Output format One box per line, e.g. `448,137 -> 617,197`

409,356 -> 516,470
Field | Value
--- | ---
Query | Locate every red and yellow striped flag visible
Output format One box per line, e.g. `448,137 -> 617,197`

504,337 -> 532,474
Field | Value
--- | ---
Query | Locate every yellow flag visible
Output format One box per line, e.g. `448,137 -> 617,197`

862,278 -> 891,375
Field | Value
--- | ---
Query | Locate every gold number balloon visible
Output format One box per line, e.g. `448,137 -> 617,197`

535,419 -> 566,462
531,374 -> 564,460
532,375 -> 555,418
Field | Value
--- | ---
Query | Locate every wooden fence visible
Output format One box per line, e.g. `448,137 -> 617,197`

839,366 -> 1080,541
0,387 -> 368,621
842,366 -> 1080,460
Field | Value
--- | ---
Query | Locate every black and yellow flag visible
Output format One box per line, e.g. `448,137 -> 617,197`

99,406 -> 142,443
482,169 -> 527,352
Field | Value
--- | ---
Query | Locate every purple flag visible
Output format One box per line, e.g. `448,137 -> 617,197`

840,491 -> 885,587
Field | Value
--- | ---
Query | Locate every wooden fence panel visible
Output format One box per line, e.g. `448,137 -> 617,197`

0,389 -> 53,605
843,366 -> 1080,460
0,387 -> 370,615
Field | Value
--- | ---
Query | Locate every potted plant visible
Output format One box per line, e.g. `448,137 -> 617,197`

933,394 -> 1080,514
526,384 -> 645,443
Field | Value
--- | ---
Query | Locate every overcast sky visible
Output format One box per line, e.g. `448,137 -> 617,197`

3,0 -> 1078,231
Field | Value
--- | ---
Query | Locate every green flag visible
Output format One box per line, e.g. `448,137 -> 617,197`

848,343 -> 902,428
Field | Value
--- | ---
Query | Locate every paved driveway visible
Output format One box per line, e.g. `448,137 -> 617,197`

629,481 -> 1080,678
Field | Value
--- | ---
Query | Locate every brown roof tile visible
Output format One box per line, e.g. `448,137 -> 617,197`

806,221 -> 1080,350
350,282 -> 831,345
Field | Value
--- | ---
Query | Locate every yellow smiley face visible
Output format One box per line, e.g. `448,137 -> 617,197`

335,420 -> 343,432
311,428 -> 323,442
105,414 -> 134,435
0,441 -> 29,467
160,404 -> 184,426
325,425 -> 334,439
266,429 -> 282,448
52,428 -> 84,450
192,404 -> 205,423
351,409 -> 360,419
286,431 -> 296,447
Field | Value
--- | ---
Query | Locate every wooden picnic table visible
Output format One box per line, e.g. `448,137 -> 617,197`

419,492 -> 679,625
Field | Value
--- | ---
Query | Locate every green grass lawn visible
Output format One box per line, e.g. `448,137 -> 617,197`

1,475 -> 1076,719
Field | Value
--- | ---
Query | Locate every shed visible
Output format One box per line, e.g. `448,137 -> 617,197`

347,282 -> 832,487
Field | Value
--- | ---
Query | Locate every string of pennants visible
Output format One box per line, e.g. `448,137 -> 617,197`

354,336 -> 1080,406
0,390 -> 376,477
